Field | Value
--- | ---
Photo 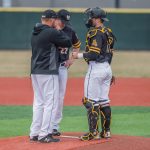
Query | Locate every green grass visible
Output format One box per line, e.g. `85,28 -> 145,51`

0,106 -> 150,138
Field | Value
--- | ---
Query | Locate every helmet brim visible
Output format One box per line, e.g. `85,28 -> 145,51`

101,17 -> 109,22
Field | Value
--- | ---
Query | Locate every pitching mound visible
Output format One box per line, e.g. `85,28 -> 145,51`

0,133 -> 150,150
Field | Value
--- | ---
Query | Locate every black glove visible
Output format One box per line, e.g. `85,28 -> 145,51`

110,76 -> 115,85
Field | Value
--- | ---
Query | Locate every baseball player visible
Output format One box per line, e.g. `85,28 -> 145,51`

30,9 -> 72,143
72,7 -> 116,141
50,9 -> 81,136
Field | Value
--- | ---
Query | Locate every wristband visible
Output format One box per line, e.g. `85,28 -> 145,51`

77,53 -> 83,59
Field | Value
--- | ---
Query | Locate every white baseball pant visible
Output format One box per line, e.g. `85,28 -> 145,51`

84,61 -> 112,106
30,74 -> 59,139
51,65 -> 68,130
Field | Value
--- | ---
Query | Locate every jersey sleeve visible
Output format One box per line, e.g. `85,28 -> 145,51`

51,29 -> 72,48
72,30 -> 81,49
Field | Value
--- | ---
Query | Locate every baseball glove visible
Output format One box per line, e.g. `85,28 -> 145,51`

110,75 -> 115,85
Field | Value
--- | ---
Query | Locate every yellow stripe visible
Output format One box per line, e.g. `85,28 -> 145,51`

74,43 -> 81,47
83,97 -> 87,103
73,41 -> 80,46
0,7 -> 150,14
90,46 -> 100,51
100,111 -> 106,129
73,41 -> 81,48
73,45 -> 80,49
89,47 -> 100,52
0,7 -> 86,13
89,48 -> 100,52
95,109 -> 99,131
89,49 -> 100,54
91,103 -> 99,131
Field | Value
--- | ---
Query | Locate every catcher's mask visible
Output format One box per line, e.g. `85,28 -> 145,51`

84,7 -> 109,28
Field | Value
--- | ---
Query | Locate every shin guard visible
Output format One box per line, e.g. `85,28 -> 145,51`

83,97 -> 100,135
100,106 -> 111,134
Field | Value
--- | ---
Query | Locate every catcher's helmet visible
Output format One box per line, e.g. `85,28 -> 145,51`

84,7 -> 109,28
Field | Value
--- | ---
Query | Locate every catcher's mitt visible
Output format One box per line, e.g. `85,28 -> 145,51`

110,76 -> 115,85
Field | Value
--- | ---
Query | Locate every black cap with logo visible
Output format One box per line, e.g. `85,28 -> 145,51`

57,9 -> 71,25
41,9 -> 57,19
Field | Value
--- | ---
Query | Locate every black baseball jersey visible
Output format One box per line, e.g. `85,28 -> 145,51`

83,26 -> 115,64
31,23 -> 72,75
59,25 -> 81,63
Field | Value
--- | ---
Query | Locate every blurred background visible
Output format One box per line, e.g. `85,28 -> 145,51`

0,0 -> 150,140
0,0 -> 150,77
0,0 -> 150,8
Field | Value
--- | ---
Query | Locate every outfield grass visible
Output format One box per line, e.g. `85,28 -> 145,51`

0,106 -> 150,138
0,51 -> 150,77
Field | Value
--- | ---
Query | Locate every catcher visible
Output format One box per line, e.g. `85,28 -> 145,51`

72,7 -> 116,141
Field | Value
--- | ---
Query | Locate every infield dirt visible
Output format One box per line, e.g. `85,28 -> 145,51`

0,133 -> 150,150
0,77 -> 149,106
0,77 -> 150,150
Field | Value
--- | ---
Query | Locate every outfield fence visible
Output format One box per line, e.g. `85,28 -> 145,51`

0,8 -> 150,50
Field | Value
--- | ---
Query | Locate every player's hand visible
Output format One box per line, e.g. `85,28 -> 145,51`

72,52 -> 78,59
64,59 -> 74,68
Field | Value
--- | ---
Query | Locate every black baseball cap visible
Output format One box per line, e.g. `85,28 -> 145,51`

41,9 -> 57,19
57,9 -> 71,25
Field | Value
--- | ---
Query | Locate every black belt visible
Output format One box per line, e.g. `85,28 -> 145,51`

60,62 -> 66,67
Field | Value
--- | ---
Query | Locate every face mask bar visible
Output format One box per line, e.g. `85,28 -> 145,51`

84,8 -> 94,28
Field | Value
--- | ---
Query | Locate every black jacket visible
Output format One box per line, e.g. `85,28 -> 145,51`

31,23 -> 72,75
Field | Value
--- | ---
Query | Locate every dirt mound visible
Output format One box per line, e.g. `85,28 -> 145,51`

0,133 -> 150,150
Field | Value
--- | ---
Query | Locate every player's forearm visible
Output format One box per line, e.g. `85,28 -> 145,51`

74,51 -> 99,60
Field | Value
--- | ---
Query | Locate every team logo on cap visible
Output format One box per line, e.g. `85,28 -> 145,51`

66,15 -> 70,21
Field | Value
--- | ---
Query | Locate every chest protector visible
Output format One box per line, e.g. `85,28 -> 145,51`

100,27 -> 116,53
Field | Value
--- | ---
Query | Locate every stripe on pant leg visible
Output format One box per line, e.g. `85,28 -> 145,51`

47,75 -> 55,134
87,65 -> 92,99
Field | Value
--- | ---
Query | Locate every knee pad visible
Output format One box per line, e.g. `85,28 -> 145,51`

82,97 -> 93,110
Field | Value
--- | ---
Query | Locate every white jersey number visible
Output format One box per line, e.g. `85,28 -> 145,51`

59,48 -> 68,54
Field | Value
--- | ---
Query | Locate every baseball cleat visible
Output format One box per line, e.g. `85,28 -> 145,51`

52,129 -> 61,136
100,131 -> 111,139
38,134 -> 60,143
80,132 -> 100,141
30,135 -> 38,142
